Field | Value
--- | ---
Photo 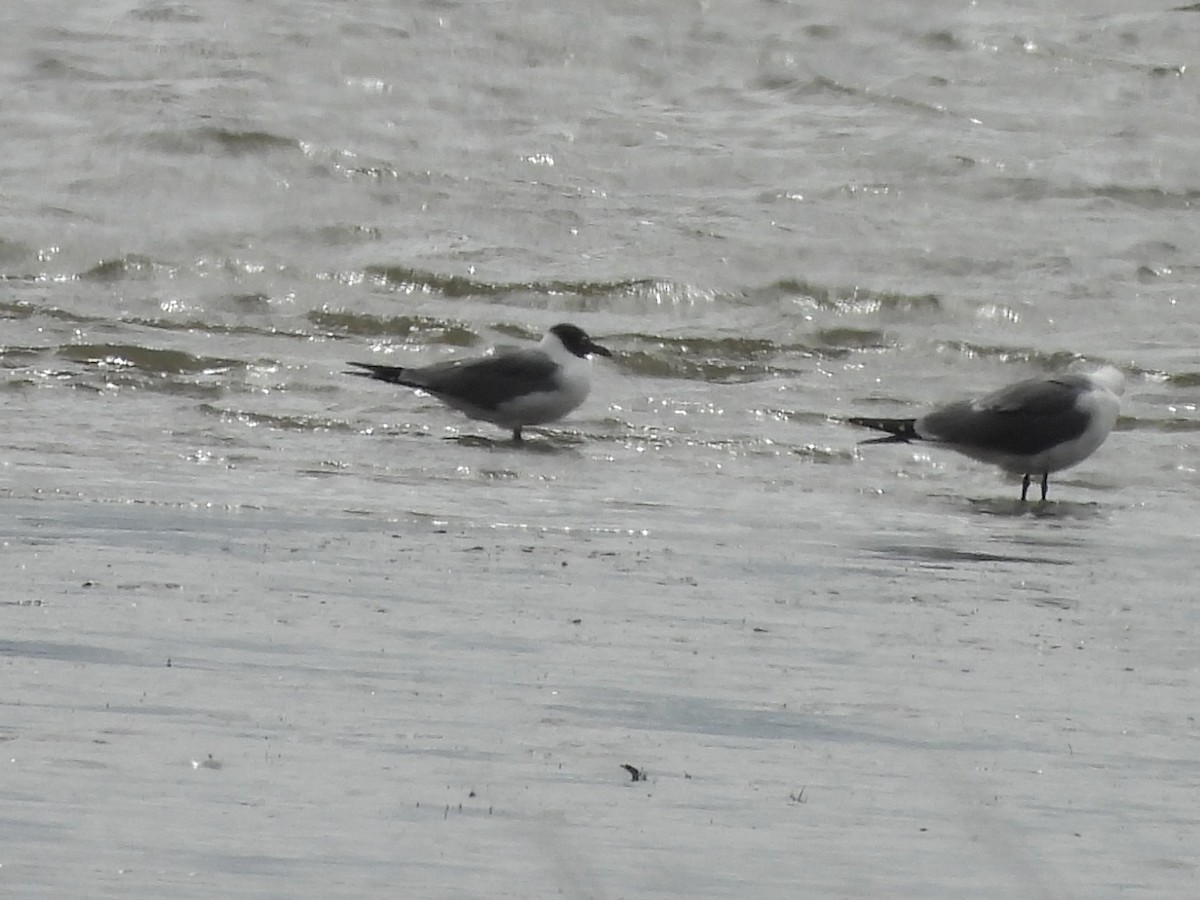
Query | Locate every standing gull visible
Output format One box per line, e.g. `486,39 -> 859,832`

847,366 -> 1125,500
346,323 -> 612,441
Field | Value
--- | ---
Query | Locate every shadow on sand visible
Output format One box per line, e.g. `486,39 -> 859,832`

963,496 -> 1106,519
446,431 -> 587,453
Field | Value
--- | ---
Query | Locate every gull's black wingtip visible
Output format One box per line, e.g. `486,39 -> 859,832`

344,361 -> 409,384
344,361 -> 379,377
846,416 -> 919,444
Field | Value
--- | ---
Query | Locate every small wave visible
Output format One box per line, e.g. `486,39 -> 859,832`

1166,371 -> 1200,388
757,278 -> 943,316
0,346 -> 44,365
148,125 -> 299,158
609,329 -> 887,382
198,405 -> 357,433
613,349 -> 781,383
80,254 -> 172,282
309,310 -> 477,344
129,2 -> 203,23
363,264 -> 662,300
921,30 -> 966,52
124,317 -> 305,339
56,343 -> 241,375
315,224 -> 384,246
989,177 -> 1200,210
1125,415 -> 1200,433
791,444 -> 858,464
0,300 -> 38,321
813,327 -> 890,350
192,126 -> 299,157
1094,185 -> 1200,210
808,74 -> 966,121
933,341 -> 1087,371
611,332 -> 820,382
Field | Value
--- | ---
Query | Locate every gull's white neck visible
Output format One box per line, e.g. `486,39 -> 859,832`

538,331 -> 576,365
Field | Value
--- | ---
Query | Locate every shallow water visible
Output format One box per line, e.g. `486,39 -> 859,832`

3,1 -> 1199,897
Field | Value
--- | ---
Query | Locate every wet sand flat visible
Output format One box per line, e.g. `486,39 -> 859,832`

3,467 -> 1196,898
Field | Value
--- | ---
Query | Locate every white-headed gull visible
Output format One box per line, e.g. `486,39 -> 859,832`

849,366 -> 1126,500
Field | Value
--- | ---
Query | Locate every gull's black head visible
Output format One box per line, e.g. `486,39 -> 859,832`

549,323 -> 612,359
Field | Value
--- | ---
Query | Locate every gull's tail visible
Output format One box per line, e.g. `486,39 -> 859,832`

846,416 -> 920,444
345,361 -> 418,388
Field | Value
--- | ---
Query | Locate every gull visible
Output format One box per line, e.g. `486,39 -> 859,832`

346,323 -> 612,441
847,366 -> 1125,501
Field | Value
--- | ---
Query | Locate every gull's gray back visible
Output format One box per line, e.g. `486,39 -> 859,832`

405,348 -> 560,411
919,375 -> 1092,456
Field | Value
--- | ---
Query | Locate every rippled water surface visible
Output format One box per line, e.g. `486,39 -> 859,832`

3,2 -> 1198,898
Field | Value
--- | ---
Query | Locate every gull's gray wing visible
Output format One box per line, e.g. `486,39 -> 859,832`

919,375 -> 1092,456
405,348 -> 560,411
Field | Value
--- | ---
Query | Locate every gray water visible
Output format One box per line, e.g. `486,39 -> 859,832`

2,2 -> 1198,897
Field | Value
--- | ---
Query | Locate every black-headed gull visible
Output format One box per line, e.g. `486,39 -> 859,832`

347,323 -> 612,441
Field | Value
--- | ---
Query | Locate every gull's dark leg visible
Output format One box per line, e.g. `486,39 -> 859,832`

1040,472 -> 1049,501
512,426 -> 523,442
1020,473 -> 1031,502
